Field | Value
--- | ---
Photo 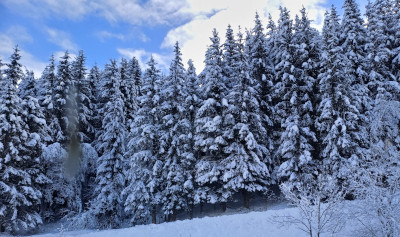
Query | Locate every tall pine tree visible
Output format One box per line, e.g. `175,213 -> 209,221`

91,60 -> 126,228
123,56 -> 162,225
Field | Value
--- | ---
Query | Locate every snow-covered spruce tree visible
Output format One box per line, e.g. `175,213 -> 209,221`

53,51 -> 75,146
340,0 -> 371,125
184,59 -> 200,218
123,56 -> 161,225
19,70 -> 52,146
37,56 -> 56,143
222,29 -> 273,209
161,42 -> 197,221
91,59 -> 126,228
222,24 -> 240,91
129,56 -> 142,98
316,6 -> 366,189
88,65 -> 103,151
194,29 -> 229,207
365,0 -> 395,94
70,51 -> 100,213
272,6 -> 295,149
120,58 -> 136,128
273,7 -> 317,189
0,47 -> 46,234
71,50 -> 94,143
246,13 -> 275,155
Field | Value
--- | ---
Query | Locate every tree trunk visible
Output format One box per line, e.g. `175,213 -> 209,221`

243,190 -> 250,209
189,203 -> 194,219
151,206 -> 157,224
221,202 -> 227,212
167,213 -> 176,222
200,203 -> 203,213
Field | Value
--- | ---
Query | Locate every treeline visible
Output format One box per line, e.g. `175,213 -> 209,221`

1,0 -> 400,234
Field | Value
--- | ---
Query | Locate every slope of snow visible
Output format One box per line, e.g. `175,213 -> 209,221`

29,205 -> 307,237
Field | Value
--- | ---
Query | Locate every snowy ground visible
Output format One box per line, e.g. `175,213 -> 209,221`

30,205 -> 307,237
15,199 -> 367,237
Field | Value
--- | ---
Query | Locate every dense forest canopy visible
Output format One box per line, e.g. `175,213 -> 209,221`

1,0 -> 400,235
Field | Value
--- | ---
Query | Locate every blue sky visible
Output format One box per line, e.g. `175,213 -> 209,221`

0,0 -> 367,76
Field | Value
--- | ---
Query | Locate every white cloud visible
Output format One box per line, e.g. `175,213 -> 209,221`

117,48 -> 171,72
6,25 -> 33,43
2,0 -> 194,26
162,0 -> 328,72
1,0 -> 91,21
46,28 -> 78,52
0,34 -> 47,77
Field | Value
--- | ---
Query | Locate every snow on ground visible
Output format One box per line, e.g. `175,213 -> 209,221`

31,210 -> 304,237
21,199 -> 366,237
28,203 -> 309,237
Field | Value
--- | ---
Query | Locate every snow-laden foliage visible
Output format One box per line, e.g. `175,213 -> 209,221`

316,6 -> 367,189
71,51 -> 95,143
2,0 -> 400,234
274,7 -> 318,190
18,70 -> 38,99
123,56 -> 162,225
221,29 -> 273,207
160,43 -> 197,220
194,29 -> 229,205
91,60 -> 126,228
246,14 -> 275,157
0,48 -> 47,234
276,175 -> 346,237
350,99 -> 400,237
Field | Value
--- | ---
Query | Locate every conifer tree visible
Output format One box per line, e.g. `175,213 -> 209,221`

88,65 -> 102,149
0,47 -> 45,234
316,6 -> 365,186
120,58 -> 136,127
276,7 -> 320,189
340,0 -> 370,113
222,25 -> 240,91
222,30 -> 273,208
129,57 -> 142,98
92,60 -> 126,228
37,56 -> 56,142
273,7 -> 316,187
161,43 -> 197,221
53,51 -> 74,145
247,13 -> 275,149
71,51 -> 94,143
338,0 -> 369,172
123,57 -> 161,225
194,29 -> 228,206
184,59 -> 200,218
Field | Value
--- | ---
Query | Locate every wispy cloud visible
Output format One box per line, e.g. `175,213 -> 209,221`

0,33 -> 47,77
6,25 -> 33,43
46,28 -> 78,52
1,0 -> 91,21
1,0 -> 194,26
